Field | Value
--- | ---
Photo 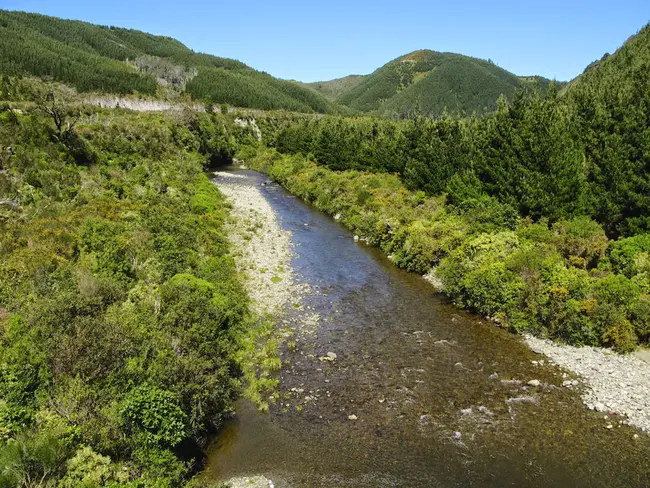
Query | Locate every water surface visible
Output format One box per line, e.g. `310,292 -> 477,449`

205,168 -> 650,487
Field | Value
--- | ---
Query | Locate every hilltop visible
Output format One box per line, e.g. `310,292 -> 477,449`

330,50 -> 561,117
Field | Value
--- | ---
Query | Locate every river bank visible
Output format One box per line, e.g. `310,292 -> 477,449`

241,151 -> 650,438
525,335 -> 650,432
213,170 -> 299,316
210,170 -> 304,488
204,166 -> 650,487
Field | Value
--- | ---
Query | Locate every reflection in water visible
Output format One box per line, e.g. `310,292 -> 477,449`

204,168 -> 650,488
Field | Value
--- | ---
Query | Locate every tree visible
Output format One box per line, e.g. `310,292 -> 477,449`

35,92 -> 79,143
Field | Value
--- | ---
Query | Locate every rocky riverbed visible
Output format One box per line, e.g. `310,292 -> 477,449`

525,335 -> 650,433
427,266 -> 650,435
213,171 -> 303,316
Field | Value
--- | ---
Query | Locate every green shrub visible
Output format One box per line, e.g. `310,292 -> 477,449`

462,261 -> 524,317
190,175 -> 226,217
0,426 -> 70,488
59,446 -> 127,488
552,216 -> 608,267
630,295 -> 650,341
120,385 -> 187,448
609,233 -> 650,279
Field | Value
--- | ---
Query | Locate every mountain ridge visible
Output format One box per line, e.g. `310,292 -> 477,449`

0,9 -> 566,117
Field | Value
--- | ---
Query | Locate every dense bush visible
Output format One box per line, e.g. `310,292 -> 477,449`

0,99 -> 253,485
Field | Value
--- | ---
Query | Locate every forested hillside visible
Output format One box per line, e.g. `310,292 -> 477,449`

564,23 -> 650,235
299,75 -> 367,100
0,10 -> 337,113
331,50 -> 560,117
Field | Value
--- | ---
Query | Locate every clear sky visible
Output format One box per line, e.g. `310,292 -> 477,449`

3,0 -> 650,82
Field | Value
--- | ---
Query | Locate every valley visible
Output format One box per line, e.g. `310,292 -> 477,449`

1,7 -> 650,488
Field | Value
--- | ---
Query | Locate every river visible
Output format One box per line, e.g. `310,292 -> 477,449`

204,167 -> 650,487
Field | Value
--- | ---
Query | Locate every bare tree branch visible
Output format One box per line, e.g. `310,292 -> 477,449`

35,91 -> 80,142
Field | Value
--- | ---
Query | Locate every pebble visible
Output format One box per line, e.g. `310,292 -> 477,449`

527,379 -> 541,387
348,414 -> 358,421
220,475 -> 274,488
525,334 -> 650,433
319,352 -> 337,362
214,176 -> 305,316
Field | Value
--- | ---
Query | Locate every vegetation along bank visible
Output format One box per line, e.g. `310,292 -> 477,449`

2,10 -> 650,486
0,79 -> 270,486
232,23 -> 650,429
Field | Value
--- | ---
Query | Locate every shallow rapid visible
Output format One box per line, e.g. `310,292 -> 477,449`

205,167 -> 650,488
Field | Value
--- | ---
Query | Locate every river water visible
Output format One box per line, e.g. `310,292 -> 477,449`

205,168 -> 650,487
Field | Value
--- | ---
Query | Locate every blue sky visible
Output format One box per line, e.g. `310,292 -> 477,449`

3,0 -> 650,82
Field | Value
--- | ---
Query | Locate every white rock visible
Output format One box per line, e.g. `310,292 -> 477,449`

528,379 -> 541,387
319,352 -> 337,362
348,414 -> 358,421
524,334 -> 650,433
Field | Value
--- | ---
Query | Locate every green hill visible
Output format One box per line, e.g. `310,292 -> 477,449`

300,75 -> 367,100
0,10 -> 337,113
519,75 -> 565,93
333,50 -> 558,117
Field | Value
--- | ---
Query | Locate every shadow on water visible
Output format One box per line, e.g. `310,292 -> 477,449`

204,167 -> 650,487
